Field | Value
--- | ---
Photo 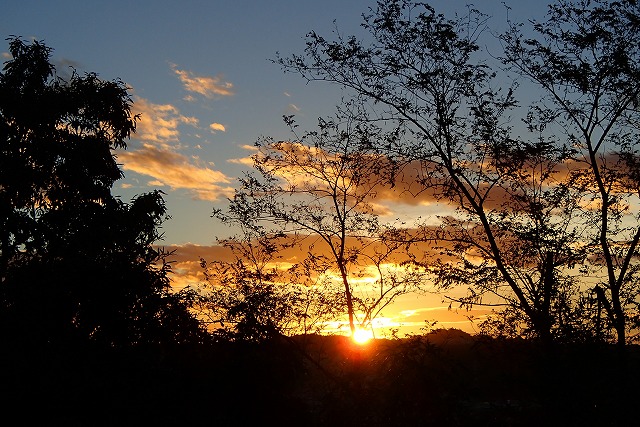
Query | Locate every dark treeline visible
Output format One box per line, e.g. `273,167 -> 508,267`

2,0 -> 640,424
2,331 -> 639,426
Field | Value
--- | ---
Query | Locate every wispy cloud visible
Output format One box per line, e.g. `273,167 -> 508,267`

118,144 -> 233,201
163,242 -> 484,333
171,63 -> 234,99
226,144 -> 256,165
118,96 -> 234,201
225,144 -> 463,219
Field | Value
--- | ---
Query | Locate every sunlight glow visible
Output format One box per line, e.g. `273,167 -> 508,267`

352,328 -> 374,345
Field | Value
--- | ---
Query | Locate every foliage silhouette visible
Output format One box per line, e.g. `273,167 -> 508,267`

2,328 -> 638,426
0,38 -> 205,346
197,230 -> 331,342
500,0 -> 640,346
206,115 -> 426,338
276,0 -> 640,345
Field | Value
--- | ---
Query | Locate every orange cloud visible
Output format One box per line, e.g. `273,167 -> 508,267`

163,242 -> 483,334
161,243 -> 234,290
120,96 -> 235,200
209,122 -> 226,133
394,304 -> 491,333
117,144 -> 233,201
166,243 -> 235,263
242,142 -> 444,209
227,144 -> 257,165
225,143 -> 534,219
171,64 -> 234,98
131,97 -> 198,147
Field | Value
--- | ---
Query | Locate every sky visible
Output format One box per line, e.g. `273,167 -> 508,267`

1,0 -> 550,335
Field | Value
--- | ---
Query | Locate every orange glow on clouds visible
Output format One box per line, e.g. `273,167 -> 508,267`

131,97 -> 197,146
209,122 -> 226,133
165,243 -> 494,336
171,64 -> 234,98
118,144 -> 233,201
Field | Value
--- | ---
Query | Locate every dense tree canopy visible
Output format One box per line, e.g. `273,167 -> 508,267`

0,38 -> 204,346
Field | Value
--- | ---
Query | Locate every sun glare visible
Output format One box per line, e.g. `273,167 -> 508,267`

352,328 -> 373,345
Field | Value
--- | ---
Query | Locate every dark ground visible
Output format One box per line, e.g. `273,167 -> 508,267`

2,329 -> 638,426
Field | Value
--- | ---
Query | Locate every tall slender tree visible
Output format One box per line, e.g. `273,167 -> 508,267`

501,0 -> 640,345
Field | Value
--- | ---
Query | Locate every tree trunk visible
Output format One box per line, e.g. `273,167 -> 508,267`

611,287 -> 626,347
339,263 -> 356,335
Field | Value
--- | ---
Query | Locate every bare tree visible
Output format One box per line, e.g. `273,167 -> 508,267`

501,0 -> 640,346
275,0 -> 597,343
211,115 -> 425,336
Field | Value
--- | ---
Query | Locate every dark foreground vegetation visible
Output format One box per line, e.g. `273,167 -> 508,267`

2,330 -> 638,426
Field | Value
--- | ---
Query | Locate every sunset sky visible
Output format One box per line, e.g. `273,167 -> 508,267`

2,0 -> 550,335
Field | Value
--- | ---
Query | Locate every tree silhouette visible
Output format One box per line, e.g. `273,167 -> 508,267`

501,0 -> 640,346
197,220 -> 341,342
0,38 -> 204,346
274,0 -> 637,343
208,116 -> 425,337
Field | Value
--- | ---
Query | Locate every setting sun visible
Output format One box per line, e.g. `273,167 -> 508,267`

352,328 -> 374,345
